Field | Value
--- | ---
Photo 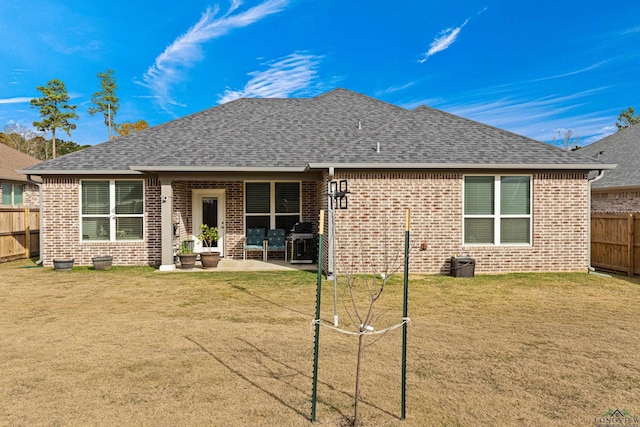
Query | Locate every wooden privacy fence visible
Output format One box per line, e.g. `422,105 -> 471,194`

591,213 -> 640,276
0,207 -> 40,262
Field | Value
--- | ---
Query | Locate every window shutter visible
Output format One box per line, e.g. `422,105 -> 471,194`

464,218 -> 494,244
501,176 -> 530,215
116,181 -> 144,214
464,176 -> 494,215
2,183 -> 12,205
246,183 -> 270,213
82,181 -> 110,215
275,182 -> 300,213
501,218 -> 530,244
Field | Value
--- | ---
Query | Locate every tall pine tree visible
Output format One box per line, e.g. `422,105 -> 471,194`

30,79 -> 78,159
88,69 -> 119,140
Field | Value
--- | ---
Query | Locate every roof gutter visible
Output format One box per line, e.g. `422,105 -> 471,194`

587,170 -> 610,277
17,169 -> 143,175
129,166 -> 307,173
26,174 -> 43,266
307,162 -> 617,170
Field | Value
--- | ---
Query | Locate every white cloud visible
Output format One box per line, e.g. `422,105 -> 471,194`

218,52 -> 322,104
418,18 -> 469,63
140,0 -> 289,113
0,97 -> 32,104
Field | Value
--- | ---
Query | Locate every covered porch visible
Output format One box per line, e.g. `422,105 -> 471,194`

154,172 -> 325,271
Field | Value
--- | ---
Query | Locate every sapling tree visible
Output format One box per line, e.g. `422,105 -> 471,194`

336,224 -> 408,426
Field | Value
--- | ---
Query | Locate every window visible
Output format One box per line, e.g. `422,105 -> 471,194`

245,182 -> 300,234
2,183 -> 24,205
81,180 -> 144,241
463,175 -> 531,245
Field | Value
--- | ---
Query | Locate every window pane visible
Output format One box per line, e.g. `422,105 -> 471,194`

2,183 -> 11,205
501,218 -> 530,244
116,181 -> 143,214
464,218 -> 494,244
246,216 -> 270,234
116,217 -> 143,240
246,183 -> 270,213
501,176 -> 530,215
276,215 -> 300,234
13,185 -> 23,205
275,182 -> 300,213
465,176 -> 494,215
82,181 -> 110,215
82,217 -> 110,240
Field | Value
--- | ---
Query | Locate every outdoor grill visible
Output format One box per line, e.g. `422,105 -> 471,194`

290,222 -> 316,263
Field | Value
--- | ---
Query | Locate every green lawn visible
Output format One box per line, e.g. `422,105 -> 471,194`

1,259 -> 639,426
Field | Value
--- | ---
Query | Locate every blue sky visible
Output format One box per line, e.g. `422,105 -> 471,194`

1,0 -> 638,148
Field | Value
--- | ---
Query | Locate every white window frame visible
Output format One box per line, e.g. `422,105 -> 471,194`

80,179 -> 145,242
463,174 -> 532,246
244,181 -> 302,231
1,183 -> 24,206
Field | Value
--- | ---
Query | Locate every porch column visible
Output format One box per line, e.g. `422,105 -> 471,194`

159,179 -> 175,271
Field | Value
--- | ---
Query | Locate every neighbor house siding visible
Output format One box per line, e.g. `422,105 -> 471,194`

591,189 -> 640,213
0,181 -> 40,208
40,177 -> 161,267
332,170 -> 589,274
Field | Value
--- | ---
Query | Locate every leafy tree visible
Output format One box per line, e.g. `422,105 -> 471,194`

1,123 -> 38,154
30,79 -> 78,159
114,119 -> 149,137
56,138 -> 90,156
616,106 -> 640,131
88,69 -> 119,140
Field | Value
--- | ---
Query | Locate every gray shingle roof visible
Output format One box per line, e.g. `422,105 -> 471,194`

579,123 -> 640,189
22,88 -> 613,174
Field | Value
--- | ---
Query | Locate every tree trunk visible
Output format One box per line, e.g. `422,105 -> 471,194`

52,128 -> 57,159
353,333 -> 364,425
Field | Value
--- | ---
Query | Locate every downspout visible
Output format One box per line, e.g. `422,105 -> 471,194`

26,174 -> 43,265
587,170 -> 610,276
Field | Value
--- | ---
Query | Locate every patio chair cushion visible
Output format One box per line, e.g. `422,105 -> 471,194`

266,229 -> 286,250
244,228 -> 265,248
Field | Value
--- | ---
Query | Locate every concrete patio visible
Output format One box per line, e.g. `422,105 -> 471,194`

160,258 -> 318,272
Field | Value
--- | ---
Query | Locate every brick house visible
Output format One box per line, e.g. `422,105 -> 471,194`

0,143 -> 40,208
21,89 -> 614,273
579,124 -> 640,213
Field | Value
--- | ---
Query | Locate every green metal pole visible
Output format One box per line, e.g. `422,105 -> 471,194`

401,209 -> 410,419
311,210 -> 325,422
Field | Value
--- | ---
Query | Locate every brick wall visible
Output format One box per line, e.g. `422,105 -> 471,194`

331,171 -> 590,274
591,189 -> 640,213
41,177 -> 161,267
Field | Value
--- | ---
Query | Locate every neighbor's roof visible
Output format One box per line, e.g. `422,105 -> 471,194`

579,123 -> 640,189
0,143 -> 41,182
21,88 -> 615,175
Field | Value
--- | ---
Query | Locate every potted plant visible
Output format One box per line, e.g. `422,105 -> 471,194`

177,240 -> 197,269
198,224 -> 220,268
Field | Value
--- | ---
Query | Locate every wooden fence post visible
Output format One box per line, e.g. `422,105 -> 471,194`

629,213 -> 635,277
24,207 -> 30,259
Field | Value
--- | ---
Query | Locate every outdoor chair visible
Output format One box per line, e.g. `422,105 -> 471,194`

243,228 -> 265,260
266,228 -> 287,261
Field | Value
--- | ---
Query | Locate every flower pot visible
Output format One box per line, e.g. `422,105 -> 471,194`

200,252 -> 220,268
53,259 -> 74,271
92,256 -> 113,271
178,253 -> 197,269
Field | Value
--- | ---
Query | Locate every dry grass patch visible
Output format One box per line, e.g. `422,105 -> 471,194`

0,259 -> 639,426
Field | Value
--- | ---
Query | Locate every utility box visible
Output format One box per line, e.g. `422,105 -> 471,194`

450,256 -> 475,277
